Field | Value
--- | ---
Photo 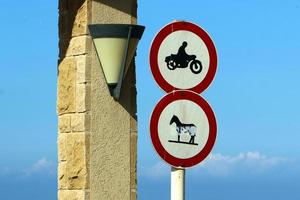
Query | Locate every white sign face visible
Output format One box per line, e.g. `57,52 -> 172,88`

150,90 -> 217,168
157,31 -> 210,90
150,21 -> 217,94
157,99 -> 210,159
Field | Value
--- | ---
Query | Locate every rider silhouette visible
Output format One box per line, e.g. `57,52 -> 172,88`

176,41 -> 192,67
165,41 -> 202,74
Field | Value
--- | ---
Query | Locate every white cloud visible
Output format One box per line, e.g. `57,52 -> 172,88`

193,151 -> 287,177
23,157 -> 55,176
143,151 -> 288,179
141,161 -> 169,180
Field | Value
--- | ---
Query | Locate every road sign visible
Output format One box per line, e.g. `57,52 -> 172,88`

150,90 -> 217,168
149,21 -> 217,94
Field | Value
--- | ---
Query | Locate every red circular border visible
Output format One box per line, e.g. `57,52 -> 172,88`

149,21 -> 217,94
150,90 -> 217,168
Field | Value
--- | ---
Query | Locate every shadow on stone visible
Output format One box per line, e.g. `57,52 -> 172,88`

58,0 -> 86,62
93,0 -> 137,18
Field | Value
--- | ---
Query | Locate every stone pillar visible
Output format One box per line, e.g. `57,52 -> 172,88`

57,0 -> 137,200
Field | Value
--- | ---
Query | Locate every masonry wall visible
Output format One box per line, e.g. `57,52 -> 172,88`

57,0 -> 137,199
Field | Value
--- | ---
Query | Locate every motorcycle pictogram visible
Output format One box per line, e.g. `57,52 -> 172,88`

164,41 -> 203,74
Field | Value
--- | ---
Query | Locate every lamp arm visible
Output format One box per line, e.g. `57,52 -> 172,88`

113,26 -> 133,100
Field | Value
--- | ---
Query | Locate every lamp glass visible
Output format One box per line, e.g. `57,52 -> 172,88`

93,38 -> 139,86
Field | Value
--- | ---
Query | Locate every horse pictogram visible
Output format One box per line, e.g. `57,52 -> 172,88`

168,115 -> 198,146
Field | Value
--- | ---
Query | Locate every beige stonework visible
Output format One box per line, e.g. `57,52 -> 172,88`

58,161 -> 67,189
58,0 -> 90,198
130,132 -> 137,200
72,1 -> 88,37
58,132 -> 90,190
59,114 -> 71,133
66,133 -> 89,189
57,57 -> 76,114
58,190 -> 89,200
58,134 -> 67,162
58,0 -> 138,199
76,83 -> 91,113
76,55 -> 91,84
71,113 -> 90,132
65,36 -> 90,57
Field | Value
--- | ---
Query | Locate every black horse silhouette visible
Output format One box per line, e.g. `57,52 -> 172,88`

169,115 -> 197,144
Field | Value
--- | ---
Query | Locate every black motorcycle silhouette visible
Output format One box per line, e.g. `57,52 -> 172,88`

164,41 -> 203,74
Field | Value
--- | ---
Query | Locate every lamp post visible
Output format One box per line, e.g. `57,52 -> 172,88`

88,24 -> 145,100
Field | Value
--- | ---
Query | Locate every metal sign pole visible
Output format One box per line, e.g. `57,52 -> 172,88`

171,167 -> 185,200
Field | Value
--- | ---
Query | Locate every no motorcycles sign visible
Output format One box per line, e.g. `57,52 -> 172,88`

149,21 -> 217,94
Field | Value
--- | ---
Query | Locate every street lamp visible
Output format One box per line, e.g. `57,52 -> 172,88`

88,24 -> 145,100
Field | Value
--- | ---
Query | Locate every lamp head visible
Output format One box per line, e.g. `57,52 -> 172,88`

88,24 -> 145,91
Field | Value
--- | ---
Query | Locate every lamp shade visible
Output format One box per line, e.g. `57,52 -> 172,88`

89,24 -> 145,87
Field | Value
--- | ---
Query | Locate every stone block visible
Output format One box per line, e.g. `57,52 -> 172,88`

58,190 -> 89,200
72,1 -> 88,37
76,55 -> 91,84
58,161 -> 67,189
66,133 -> 89,189
76,83 -> 91,113
71,113 -> 90,132
66,36 -> 89,57
58,134 -> 67,162
59,114 -> 71,133
57,58 -> 76,114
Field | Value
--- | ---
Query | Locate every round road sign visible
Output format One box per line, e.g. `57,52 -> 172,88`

150,90 -> 217,168
149,21 -> 217,94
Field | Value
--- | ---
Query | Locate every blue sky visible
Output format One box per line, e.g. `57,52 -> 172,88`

0,1 -> 299,199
